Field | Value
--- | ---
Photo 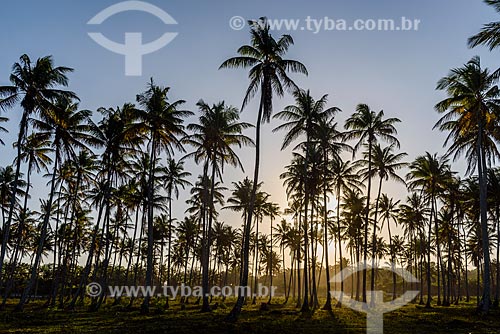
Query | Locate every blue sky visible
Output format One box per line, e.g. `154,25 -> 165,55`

1,0 -> 499,235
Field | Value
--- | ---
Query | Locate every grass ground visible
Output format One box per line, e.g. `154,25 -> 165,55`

0,298 -> 499,334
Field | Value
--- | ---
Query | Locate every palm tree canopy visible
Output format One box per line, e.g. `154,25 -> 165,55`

219,18 -> 307,122
434,56 -> 500,174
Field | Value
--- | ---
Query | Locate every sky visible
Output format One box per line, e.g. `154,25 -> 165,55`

1,0 -> 499,240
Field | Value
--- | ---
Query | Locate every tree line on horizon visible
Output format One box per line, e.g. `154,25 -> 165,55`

1,0 -> 500,318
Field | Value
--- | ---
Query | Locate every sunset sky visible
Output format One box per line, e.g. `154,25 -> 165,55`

1,0 -> 499,237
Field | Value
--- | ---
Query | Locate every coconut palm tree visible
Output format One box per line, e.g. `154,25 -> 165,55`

0,54 -> 77,281
468,0 -> 500,50
358,143 -> 407,303
330,157 -> 363,305
344,104 -> 400,303
313,117 -> 350,309
378,194 -> 401,300
220,18 -> 307,320
185,100 -> 253,312
407,153 -> 452,308
273,88 -> 338,311
1,134 -> 49,300
135,79 -> 191,313
435,56 -> 500,312
16,96 -> 98,311
164,158 -> 192,293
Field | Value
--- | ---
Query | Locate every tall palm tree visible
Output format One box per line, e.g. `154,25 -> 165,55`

407,153 -> 452,308
0,54 -> 76,281
220,18 -> 307,320
16,97 -> 98,311
135,79 -> 191,313
378,194 -> 401,300
435,56 -> 500,312
274,88 -> 338,311
330,157 -> 363,304
264,201 -> 280,303
359,143 -> 407,302
185,100 -> 253,312
163,158 -> 191,293
344,104 -> 400,303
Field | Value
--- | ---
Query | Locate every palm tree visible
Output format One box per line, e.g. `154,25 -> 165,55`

487,168 -> 500,306
344,104 -> 400,303
220,17 -> 307,320
264,201 -> 280,303
164,158 -> 192,293
273,218 -> 291,302
16,96 -> 98,311
312,117 -> 350,310
330,157 -> 363,305
468,0 -> 500,50
274,88 -> 338,311
0,54 -> 76,281
185,99 -> 253,312
358,143 -> 407,303
135,79 -> 191,313
378,194 -> 401,300
0,116 -> 8,145
435,56 -> 500,312
407,153 -> 452,308
71,103 -> 140,310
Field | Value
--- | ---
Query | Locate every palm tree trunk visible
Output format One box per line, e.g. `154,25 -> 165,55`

370,177 -> 383,306
16,144 -> 60,311
322,169 -> 331,310
69,198 -> 106,309
227,98 -> 263,321
362,141 -> 373,303
386,217 -> 396,301
336,190 -> 344,307
141,137 -> 157,314
201,160 -> 217,312
478,126 -> 491,313
0,113 -> 28,282
425,194 -> 434,308
1,161 -> 32,306
268,216 -> 274,304
495,205 -> 500,306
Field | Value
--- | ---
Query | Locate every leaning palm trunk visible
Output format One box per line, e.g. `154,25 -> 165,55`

141,137 -> 158,314
478,121 -> 491,313
69,202 -> 104,309
335,189 -> 345,307
16,144 -> 60,311
201,162 -> 217,312
370,177 -> 383,306
0,113 -> 28,282
425,194 -> 435,308
386,217 -> 396,301
227,100 -> 263,321
322,159 -> 332,310
495,205 -> 500,307
268,216 -> 274,304
362,141 -> 373,303
1,163 -> 32,307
